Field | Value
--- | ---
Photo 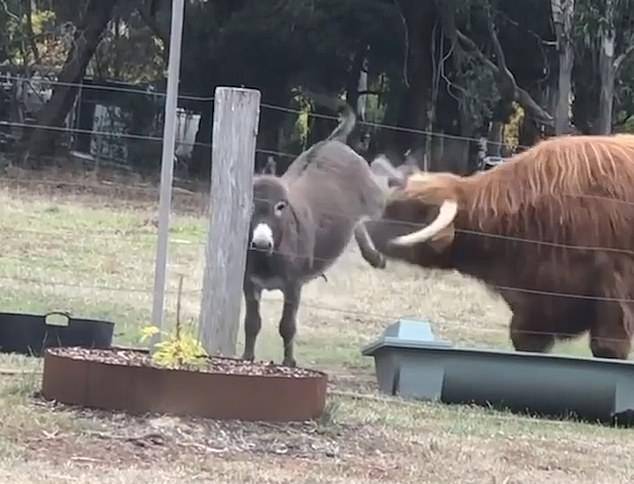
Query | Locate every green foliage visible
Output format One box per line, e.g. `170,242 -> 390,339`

90,7 -> 165,83
572,0 -> 634,132
503,102 -> 523,152
8,0 -> 634,171
291,90 -> 313,151
574,0 -> 634,57
573,0 -> 633,45
363,78 -> 388,123
140,322 -> 208,369
0,3 -> 72,70
31,9 -> 56,34
616,115 -> 634,133
138,273 -> 207,370
454,56 -> 499,128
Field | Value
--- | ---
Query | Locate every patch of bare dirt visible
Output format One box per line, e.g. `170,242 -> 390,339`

327,370 -> 377,394
19,401 -> 409,480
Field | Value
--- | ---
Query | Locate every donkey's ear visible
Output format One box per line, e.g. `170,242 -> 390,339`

387,176 -> 406,188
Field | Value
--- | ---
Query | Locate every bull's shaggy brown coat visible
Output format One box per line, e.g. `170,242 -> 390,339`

368,134 -> 634,359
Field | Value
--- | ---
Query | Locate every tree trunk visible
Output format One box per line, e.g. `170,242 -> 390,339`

487,121 -> 504,157
345,44 -> 367,116
254,85 -> 288,172
596,0 -> 616,135
389,0 -> 436,161
597,45 -> 616,135
53,0 -> 88,24
551,0 -> 575,134
190,104 -> 213,181
357,53 -> 369,121
345,44 -> 369,155
21,0 -> 119,164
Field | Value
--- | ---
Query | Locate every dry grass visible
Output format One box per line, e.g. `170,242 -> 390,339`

0,175 -> 632,483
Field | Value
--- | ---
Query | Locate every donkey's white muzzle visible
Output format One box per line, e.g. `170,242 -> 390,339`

250,223 -> 274,253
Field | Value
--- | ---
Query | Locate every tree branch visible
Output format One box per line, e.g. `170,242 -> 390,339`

392,0 -> 410,88
24,0 -> 41,66
435,0 -> 457,47
0,0 -> 19,22
456,31 -> 498,72
516,88 -> 554,125
487,10 -> 507,70
613,110 -> 634,129
455,29 -> 553,126
615,44 -> 634,74
137,3 -> 169,50
357,90 -> 383,96
485,8 -> 518,99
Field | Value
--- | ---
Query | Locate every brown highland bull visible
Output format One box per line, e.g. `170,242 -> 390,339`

366,134 -> 634,359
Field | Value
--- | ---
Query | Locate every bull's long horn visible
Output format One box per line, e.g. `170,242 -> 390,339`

390,199 -> 458,247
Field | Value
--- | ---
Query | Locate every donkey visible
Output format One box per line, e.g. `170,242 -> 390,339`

243,101 -> 387,367
369,153 -> 420,190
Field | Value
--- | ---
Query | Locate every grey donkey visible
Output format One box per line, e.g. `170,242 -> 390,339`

242,101 -> 387,367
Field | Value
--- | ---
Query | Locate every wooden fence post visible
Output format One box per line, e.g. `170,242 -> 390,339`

198,86 -> 261,356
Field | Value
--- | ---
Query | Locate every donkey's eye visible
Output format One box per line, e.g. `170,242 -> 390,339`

274,201 -> 287,216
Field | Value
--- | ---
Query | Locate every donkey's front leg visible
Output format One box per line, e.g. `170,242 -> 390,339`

279,283 -> 302,367
241,281 -> 262,361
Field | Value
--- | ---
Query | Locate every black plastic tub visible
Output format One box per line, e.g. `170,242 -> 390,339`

0,312 -> 114,356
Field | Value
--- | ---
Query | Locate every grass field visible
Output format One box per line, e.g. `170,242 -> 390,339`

1,173 -> 633,483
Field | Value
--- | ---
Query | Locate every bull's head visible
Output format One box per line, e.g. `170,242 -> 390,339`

365,172 -> 460,268
249,176 -> 290,256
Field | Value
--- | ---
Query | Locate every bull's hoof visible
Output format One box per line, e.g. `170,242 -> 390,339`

282,357 -> 297,368
241,351 -> 255,362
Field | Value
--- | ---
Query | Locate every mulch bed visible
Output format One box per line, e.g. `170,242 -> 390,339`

46,347 -> 324,378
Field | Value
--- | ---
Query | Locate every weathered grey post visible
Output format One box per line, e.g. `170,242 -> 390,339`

199,86 -> 261,356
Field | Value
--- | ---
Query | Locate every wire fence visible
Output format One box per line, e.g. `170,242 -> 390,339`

1,74 -> 525,159
260,101 -> 526,149
6,186 -> 634,253
0,76 -> 631,357
1,193 -> 634,347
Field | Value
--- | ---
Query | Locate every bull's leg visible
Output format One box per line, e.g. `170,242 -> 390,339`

509,312 -> 555,353
354,221 -> 386,269
241,282 -> 263,361
589,301 -> 631,360
279,283 -> 302,367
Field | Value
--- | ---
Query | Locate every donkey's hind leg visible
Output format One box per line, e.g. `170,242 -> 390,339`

354,221 -> 386,269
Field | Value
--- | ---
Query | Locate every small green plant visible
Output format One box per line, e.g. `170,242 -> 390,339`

140,323 -> 208,369
139,275 -> 208,369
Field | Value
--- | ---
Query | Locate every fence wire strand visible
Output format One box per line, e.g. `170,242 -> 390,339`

259,102 -> 526,149
4,186 -> 634,256
2,267 -> 633,346
0,73 -> 530,150
0,119 -> 213,149
1,176 -> 204,199
2,74 -> 214,102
